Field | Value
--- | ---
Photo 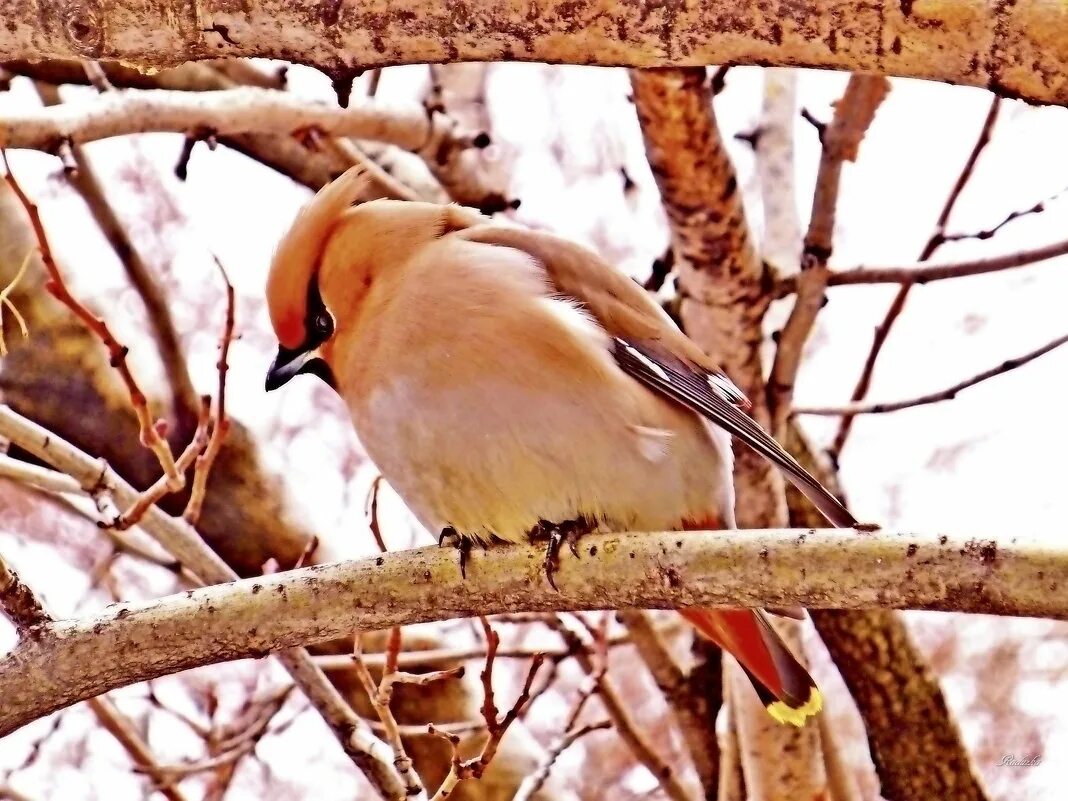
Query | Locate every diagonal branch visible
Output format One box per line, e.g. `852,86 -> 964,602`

32,80 -> 200,427
794,331 -> 1068,416
828,95 -> 1003,461
772,237 -> 1068,297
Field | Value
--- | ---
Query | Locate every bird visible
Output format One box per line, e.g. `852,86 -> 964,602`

264,166 -> 858,726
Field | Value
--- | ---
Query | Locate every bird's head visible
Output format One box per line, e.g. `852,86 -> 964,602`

265,167 -> 479,392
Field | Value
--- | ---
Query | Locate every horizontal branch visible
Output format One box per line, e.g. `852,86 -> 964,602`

794,330 -> 1068,416
1,526 -> 1065,737
0,87 -> 464,157
773,237 -> 1068,298
1,2 -> 1067,105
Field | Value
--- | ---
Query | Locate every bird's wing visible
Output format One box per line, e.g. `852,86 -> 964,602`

456,224 -> 857,529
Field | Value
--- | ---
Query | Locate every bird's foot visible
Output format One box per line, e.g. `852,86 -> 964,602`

530,517 -> 595,591
438,526 -> 473,579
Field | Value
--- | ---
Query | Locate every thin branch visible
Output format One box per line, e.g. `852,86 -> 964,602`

87,696 -> 190,801
0,406 -> 407,801
513,661 -> 611,801
543,615 -> 698,801
427,619 -> 545,800
32,80 -> 200,424
0,152 -> 182,491
768,74 -> 889,431
182,259 -> 234,525
314,630 -> 634,670
772,237 -> 1068,297
940,186 -> 1066,244
794,330 -> 1068,416
350,635 -> 431,800
828,95 -> 1003,461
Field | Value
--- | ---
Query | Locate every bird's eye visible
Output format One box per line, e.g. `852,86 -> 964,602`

313,311 -> 334,337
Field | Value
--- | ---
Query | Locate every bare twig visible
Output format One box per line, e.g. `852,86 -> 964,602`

0,552 -> 48,634
543,615 -> 698,801
773,237 -> 1068,297
0,249 -> 30,356
0,406 -> 407,800
33,80 -> 200,423
351,628 -> 463,800
428,618 -> 545,800
828,95 -> 1003,461
88,696 -> 190,801
0,152 -> 182,490
112,397 -> 210,529
182,259 -> 234,525
768,74 -> 889,431
795,331 -> 1068,416
514,617 -> 611,801
940,186 -> 1066,244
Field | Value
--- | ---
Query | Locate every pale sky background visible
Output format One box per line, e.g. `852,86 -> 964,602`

0,62 -> 1066,799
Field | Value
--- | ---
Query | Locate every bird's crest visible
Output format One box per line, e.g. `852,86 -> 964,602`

266,166 -> 371,349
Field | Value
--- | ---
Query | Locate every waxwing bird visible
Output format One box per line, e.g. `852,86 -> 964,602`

265,166 -> 858,726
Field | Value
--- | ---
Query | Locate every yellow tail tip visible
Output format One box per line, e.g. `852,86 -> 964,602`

766,687 -> 823,727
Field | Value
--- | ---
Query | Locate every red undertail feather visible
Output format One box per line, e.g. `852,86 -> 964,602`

679,516 -> 821,726
679,608 -> 822,726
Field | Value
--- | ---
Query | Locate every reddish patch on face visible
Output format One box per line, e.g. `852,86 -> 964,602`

274,312 -> 305,350
680,514 -> 724,532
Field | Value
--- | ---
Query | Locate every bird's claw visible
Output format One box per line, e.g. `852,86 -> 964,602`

438,526 -> 473,579
531,517 -> 594,591
542,526 -> 565,591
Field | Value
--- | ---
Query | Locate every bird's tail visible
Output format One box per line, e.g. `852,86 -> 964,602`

679,607 -> 822,727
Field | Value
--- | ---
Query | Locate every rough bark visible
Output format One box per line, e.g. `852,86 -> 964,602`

814,611 -> 991,801
0,2 -> 1066,105
631,65 -> 824,800
631,66 -> 783,528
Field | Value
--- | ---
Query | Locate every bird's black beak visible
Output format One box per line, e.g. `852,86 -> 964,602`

265,345 -> 336,391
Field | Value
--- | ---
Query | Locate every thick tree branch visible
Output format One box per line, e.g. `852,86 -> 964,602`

1,2 -> 1067,105
0,525 -> 1063,739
